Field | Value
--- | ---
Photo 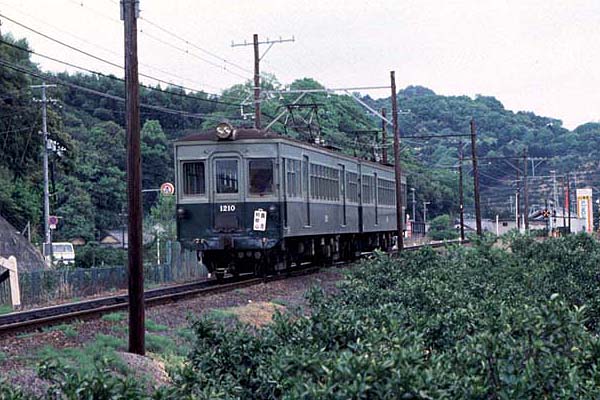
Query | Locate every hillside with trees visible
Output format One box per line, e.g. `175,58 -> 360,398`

1,33 -> 599,258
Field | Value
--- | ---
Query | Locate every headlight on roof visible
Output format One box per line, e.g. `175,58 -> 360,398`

215,122 -> 236,140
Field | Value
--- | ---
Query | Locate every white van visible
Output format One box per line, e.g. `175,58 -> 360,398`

52,242 -> 75,266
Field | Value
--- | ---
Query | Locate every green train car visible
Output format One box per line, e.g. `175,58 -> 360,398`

175,122 -> 405,279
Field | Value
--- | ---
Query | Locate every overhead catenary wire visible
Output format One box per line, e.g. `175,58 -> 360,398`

97,0 -> 253,75
0,12 -> 247,102
0,58 -> 288,131
64,0 -> 252,82
0,38 -> 244,108
0,59 -> 227,120
0,0 -> 225,92
137,15 -> 252,75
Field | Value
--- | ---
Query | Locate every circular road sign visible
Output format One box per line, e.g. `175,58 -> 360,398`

49,215 -> 59,230
160,182 -> 175,196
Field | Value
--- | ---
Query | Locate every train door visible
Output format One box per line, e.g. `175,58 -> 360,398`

303,155 -> 310,226
340,164 -> 346,226
211,156 -> 242,231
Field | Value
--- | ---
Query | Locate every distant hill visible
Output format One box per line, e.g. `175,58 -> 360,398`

2,32 -> 599,241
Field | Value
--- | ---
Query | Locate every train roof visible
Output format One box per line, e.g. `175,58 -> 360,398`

177,128 -> 280,142
176,128 -> 399,172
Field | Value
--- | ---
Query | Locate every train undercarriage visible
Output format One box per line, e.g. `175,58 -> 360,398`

199,231 -> 395,280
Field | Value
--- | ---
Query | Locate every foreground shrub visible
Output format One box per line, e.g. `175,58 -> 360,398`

162,235 -> 600,399
6,235 -> 600,399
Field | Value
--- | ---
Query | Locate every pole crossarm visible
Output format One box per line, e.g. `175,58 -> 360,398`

231,36 -> 295,47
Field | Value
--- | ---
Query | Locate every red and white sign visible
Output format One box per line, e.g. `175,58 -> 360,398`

160,182 -> 175,196
49,215 -> 59,230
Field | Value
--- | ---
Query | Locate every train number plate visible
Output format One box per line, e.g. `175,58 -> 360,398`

253,209 -> 267,231
219,204 -> 236,212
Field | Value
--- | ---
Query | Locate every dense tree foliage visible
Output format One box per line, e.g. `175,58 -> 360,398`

2,32 -> 599,248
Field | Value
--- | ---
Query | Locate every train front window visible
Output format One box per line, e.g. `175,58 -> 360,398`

215,159 -> 239,194
248,159 -> 274,195
182,161 -> 205,196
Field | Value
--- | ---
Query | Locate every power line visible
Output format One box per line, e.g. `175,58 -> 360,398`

0,0 -> 225,92
137,15 -> 252,75
0,12 -> 244,100
0,59 -> 224,120
64,0 -> 251,81
0,38 -> 243,108
138,27 -> 249,81
0,58 -> 286,129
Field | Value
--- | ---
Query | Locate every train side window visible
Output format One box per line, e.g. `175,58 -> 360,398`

362,174 -> 374,204
182,161 -> 206,196
215,159 -> 239,194
346,172 -> 359,203
248,159 -> 274,195
286,159 -> 301,197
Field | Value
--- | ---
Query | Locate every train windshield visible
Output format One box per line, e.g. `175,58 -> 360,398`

182,161 -> 205,195
248,159 -> 274,195
215,159 -> 239,194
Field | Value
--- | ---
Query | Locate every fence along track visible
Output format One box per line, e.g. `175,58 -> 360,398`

0,241 -> 205,307
0,239 -> 466,336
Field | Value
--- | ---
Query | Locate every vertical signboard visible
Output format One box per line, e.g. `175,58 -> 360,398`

576,188 -> 594,233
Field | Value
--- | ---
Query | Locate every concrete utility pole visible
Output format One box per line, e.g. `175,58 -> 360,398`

31,82 -> 56,260
470,119 -> 483,236
523,148 -> 529,230
390,71 -> 403,251
458,142 -> 465,241
381,108 -> 388,164
232,34 -> 294,130
122,0 -> 144,356
423,201 -> 431,228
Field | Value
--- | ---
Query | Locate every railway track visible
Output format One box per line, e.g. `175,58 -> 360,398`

0,239 -> 465,336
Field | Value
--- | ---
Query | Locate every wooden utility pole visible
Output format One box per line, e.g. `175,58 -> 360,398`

122,0 -> 144,355
253,34 -> 261,129
523,148 -> 529,231
470,119 -> 482,236
232,34 -> 294,130
390,71 -> 403,251
381,108 -> 388,164
458,142 -> 465,241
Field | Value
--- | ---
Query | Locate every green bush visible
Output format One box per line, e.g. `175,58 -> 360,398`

6,234 -> 600,399
428,214 -> 459,240
161,234 -> 600,399
74,242 -> 126,268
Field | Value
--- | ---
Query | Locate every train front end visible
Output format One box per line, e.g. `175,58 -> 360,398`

175,124 -> 283,278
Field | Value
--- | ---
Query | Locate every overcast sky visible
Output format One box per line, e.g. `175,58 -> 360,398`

1,0 -> 598,129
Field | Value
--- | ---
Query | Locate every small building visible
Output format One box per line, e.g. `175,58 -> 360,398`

99,229 -> 154,248
70,237 -> 87,246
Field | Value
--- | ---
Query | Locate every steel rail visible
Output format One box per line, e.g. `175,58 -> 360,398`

0,240 -> 466,336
